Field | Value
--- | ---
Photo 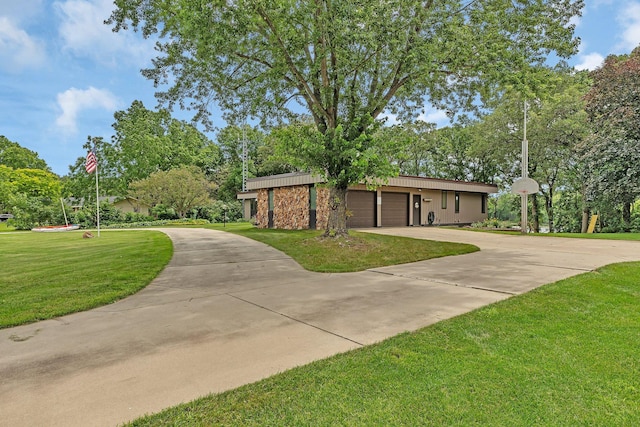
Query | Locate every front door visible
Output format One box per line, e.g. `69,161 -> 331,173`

413,195 -> 421,226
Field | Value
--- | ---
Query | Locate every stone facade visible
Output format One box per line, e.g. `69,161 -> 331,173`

254,185 -> 330,230
255,189 -> 269,228
315,187 -> 330,231
273,186 -> 310,230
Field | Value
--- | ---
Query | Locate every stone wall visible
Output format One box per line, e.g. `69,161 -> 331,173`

315,187 -> 330,231
255,189 -> 269,228
273,186 -> 310,229
254,185 -> 331,230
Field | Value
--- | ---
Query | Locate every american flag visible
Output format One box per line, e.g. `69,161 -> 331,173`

85,150 -> 97,174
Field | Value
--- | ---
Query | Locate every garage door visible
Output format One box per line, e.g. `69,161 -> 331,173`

346,190 -> 376,228
381,192 -> 409,226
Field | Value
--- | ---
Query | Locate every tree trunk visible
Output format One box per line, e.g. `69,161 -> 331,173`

531,193 -> 540,233
545,186 -> 554,233
623,201 -> 632,231
325,186 -> 349,237
581,209 -> 590,233
581,184 -> 590,233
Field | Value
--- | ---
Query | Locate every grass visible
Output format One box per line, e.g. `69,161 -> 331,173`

203,223 -> 478,272
0,230 -> 172,329
126,261 -> 640,426
544,232 -> 640,240
0,222 -> 15,232
458,226 -> 640,240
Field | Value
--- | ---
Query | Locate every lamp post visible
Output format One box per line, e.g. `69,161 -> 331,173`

222,204 -> 227,227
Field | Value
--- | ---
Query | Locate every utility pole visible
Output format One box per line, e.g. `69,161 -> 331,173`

521,100 -> 528,234
242,124 -> 248,192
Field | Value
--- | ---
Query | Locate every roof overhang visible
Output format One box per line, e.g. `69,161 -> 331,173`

245,173 -> 498,194
236,191 -> 258,200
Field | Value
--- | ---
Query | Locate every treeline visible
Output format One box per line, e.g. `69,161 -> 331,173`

3,49 -> 640,232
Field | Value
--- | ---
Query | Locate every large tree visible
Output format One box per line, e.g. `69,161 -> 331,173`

214,124 -> 295,202
128,166 -> 214,218
107,100 -> 219,194
583,47 -> 640,230
0,165 -> 62,229
63,102 -> 220,201
109,0 -> 582,235
476,71 -> 590,231
0,136 -> 50,171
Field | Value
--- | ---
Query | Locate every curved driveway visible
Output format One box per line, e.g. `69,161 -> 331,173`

1,227 -> 639,426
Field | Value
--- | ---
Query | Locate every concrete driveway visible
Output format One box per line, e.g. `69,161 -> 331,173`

1,227 -> 638,426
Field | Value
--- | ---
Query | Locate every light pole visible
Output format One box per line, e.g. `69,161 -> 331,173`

512,100 -> 539,234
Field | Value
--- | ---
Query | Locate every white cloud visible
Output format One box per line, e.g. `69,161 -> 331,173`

0,16 -> 46,72
56,87 -> 118,133
380,106 -> 449,128
55,0 -> 155,67
617,2 -> 640,51
575,52 -> 605,70
569,14 -> 582,29
418,108 -> 449,126
379,112 -> 400,125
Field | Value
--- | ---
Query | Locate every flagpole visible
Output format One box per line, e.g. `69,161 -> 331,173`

95,163 -> 100,237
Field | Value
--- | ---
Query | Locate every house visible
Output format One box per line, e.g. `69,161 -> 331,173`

114,197 -> 151,216
68,196 -> 151,216
237,172 -> 498,229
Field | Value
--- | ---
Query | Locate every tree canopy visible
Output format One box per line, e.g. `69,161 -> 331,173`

63,101 -> 220,201
109,0 -> 582,235
0,136 -> 50,171
583,47 -> 640,229
128,166 -> 215,218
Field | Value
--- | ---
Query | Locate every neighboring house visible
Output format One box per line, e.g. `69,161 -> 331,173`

69,196 -> 150,216
0,214 -> 13,222
115,197 -> 150,216
237,172 -> 498,230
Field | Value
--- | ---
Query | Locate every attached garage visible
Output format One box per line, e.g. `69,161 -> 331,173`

241,172 -> 498,229
381,192 -> 409,227
346,190 -> 376,228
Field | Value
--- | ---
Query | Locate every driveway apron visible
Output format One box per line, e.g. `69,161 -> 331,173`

1,227 -> 638,426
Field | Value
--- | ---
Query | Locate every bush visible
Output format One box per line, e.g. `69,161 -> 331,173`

68,202 -> 124,227
103,218 -> 210,229
471,218 -> 510,229
194,200 -> 243,223
150,204 -> 179,220
7,194 -> 58,230
123,211 -> 154,223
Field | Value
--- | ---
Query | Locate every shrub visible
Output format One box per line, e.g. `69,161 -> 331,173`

103,218 -> 210,229
194,200 -> 243,223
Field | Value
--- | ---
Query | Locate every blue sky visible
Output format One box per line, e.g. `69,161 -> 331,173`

1,0 -> 639,176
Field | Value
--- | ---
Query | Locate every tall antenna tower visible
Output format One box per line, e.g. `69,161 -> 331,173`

242,124 -> 248,192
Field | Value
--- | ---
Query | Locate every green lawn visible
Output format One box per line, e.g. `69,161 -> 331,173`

544,232 -> 640,240
0,222 -> 15,232
0,230 -> 172,328
127,261 -> 640,426
459,226 -> 640,240
219,225 -> 478,272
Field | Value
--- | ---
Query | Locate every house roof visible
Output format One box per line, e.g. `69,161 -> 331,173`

245,172 -> 498,194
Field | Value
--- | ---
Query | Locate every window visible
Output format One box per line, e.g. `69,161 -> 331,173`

268,189 -> 274,210
309,186 -> 317,210
481,194 -> 486,214
455,192 -> 460,214
441,191 -> 447,209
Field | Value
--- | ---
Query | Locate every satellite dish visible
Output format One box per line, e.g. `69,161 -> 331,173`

511,177 -> 539,195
